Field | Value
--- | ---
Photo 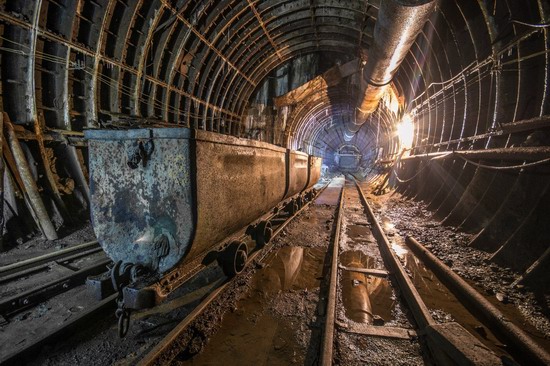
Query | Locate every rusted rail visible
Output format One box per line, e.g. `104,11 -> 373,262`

0,240 -> 100,278
0,258 -> 110,316
351,178 -> 502,365
405,236 -> 550,366
320,185 -> 344,366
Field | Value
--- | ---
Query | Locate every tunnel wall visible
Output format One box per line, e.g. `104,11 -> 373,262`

387,0 -> 550,284
0,0 -> 379,244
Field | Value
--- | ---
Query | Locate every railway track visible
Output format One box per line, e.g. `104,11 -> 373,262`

0,240 -> 109,316
3,177 -> 549,365
319,178 -> 550,366
137,182 -> 332,365
1,183 -> 329,365
130,176 -> 549,366
0,240 -> 112,364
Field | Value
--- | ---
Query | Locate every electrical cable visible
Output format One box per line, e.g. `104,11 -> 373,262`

510,19 -> 550,28
454,154 -> 550,171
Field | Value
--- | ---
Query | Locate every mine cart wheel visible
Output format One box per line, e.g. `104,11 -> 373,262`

291,200 -> 299,215
285,199 -> 299,215
296,196 -> 303,208
296,195 -> 304,208
220,241 -> 248,277
256,220 -> 273,248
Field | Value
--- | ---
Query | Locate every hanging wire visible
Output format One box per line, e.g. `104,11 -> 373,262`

0,34 -> 238,122
510,19 -> 550,28
393,160 -> 432,183
455,154 -> 550,170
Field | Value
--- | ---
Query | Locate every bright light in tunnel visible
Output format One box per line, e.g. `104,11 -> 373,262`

397,114 -> 414,150
343,130 -> 354,142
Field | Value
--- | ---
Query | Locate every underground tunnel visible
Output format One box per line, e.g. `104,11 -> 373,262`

0,0 -> 549,365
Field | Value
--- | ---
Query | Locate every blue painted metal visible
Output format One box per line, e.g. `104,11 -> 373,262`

85,128 -> 194,273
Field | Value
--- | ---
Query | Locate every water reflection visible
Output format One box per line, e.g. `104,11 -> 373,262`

340,250 -> 396,323
254,246 -> 325,295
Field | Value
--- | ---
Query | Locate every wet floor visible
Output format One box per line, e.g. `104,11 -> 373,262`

334,179 -> 424,364
186,246 -> 325,365
338,180 -> 407,328
370,190 -> 547,362
182,180 -> 343,366
340,250 -> 395,324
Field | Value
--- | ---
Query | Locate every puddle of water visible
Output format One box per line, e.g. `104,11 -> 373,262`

346,224 -> 371,240
184,246 -> 325,365
365,277 -> 395,323
187,307 -> 299,365
253,246 -> 325,295
340,251 -> 396,323
389,236 -> 526,360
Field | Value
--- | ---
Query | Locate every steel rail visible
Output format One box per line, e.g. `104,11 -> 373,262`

138,183 -> 330,366
0,240 -> 100,277
405,236 -> 550,366
352,178 -> 522,364
0,258 -> 111,316
0,247 -> 105,285
352,178 -> 435,329
320,185 -> 344,366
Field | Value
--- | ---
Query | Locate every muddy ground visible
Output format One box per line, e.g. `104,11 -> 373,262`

171,188 -> 339,365
0,224 -> 96,266
368,187 -> 550,348
4,177 -> 549,365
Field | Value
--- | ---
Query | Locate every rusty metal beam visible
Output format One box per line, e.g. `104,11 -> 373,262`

134,3 -> 165,118
500,115 -> 550,134
160,0 -> 255,86
247,0 -> 284,61
401,146 -> 550,162
0,11 -> 238,122
34,115 -> 73,224
4,114 -> 57,240
274,58 -> 361,107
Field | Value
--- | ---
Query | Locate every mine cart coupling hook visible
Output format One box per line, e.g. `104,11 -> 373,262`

111,261 -> 133,338
127,138 -> 155,169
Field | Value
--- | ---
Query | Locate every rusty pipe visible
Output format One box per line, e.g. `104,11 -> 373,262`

405,236 -> 550,366
345,0 -> 437,141
4,117 -> 58,240
342,263 -> 374,324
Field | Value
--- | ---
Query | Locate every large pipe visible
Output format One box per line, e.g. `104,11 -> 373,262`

5,116 -> 58,240
345,0 -> 437,141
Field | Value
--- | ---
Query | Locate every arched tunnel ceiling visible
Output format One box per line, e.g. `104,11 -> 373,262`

0,0 -> 379,131
0,0 -> 548,162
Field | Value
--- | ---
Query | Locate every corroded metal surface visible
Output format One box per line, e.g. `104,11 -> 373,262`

190,130 -> 287,259
86,127 -> 313,275
285,150 -> 309,199
308,156 -> 323,188
86,128 -> 194,274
